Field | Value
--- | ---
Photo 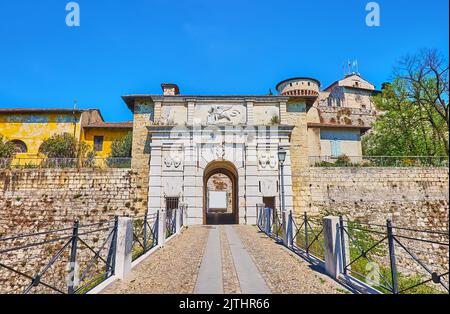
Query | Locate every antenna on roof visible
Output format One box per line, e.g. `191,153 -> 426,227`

344,59 -> 360,77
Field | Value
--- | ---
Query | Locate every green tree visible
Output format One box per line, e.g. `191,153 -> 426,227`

107,132 -> 132,168
38,133 -> 79,158
363,49 -> 449,156
0,135 -> 15,158
109,132 -> 133,158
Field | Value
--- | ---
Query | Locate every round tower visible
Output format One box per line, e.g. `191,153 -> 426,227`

276,77 -> 321,101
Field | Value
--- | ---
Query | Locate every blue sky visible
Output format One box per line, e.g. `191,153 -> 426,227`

0,0 -> 448,122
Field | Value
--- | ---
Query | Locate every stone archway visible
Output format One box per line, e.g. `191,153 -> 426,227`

203,161 -> 239,225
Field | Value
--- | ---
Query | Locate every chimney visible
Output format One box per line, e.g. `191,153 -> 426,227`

161,83 -> 180,96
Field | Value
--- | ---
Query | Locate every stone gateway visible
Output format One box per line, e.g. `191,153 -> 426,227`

122,75 -> 379,225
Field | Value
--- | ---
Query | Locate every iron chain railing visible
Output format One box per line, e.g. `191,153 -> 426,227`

165,208 -> 177,239
339,216 -> 449,294
256,204 -> 283,241
290,212 -> 325,260
131,212 -> 159,262
309,156 -> 449,168
0,157 -> 132,169
0,207 -> 188,294
0,218 -> 118,294
256,204 -> 449,294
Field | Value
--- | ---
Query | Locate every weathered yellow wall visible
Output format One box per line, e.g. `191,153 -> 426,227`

83,128 -> 131,158
0,112 -> 82,159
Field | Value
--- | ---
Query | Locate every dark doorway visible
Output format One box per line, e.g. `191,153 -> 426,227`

203,161 -> 238,225
262,197 -> 275,211
263,196 -> 277,221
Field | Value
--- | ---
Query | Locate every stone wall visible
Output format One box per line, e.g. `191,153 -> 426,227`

0,168 -> 146,237
305,167 -> 449,286
130,100 -> 154,212
305,167 -> 449,230
0,168 -> 149,293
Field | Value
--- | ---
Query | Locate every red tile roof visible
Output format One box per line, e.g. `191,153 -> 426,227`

308,122 -> 371,132
84,121 -> 133,129
0,108 -> 89,114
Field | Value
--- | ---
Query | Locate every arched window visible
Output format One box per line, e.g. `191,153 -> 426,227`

9,140 -> 28,153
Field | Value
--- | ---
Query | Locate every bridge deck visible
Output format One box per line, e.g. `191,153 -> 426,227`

101,225 -> 347,294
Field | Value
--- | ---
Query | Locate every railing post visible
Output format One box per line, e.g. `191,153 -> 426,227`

387,219 -> 399,294
304,212 -> 309,256
143,211 -> 148,252
339,216 -> 347,275
176,207 -> 182,233
155,210 -> 159,245
265,207 -> 272,236
323,216 -> 346,279
68,220 -> 79,294
282,210 -> 290,247
158,209 -> 166,247
114,217 -> 133,280
107,216 -> 119,276
289,211 -> 294,247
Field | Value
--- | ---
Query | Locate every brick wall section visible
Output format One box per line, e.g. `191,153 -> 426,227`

0,168 -> 145,237
305,167 -> 449,230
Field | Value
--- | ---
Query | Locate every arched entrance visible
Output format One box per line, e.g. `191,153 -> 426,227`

203,161 -> 238,225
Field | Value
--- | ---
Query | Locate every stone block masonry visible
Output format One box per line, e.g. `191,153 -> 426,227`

305,167 -> 449,230
0,168 -> 147,237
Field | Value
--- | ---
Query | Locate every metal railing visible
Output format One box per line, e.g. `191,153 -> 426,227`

0,219 -> 117,294
309,156 -> 449,168
290,212 -> 325,261
340,217 -> 449,294
131,212 -> 159,262
179,203 -> 187,228
165,209 -> 177,239
0,157 -> 132,169
256,204 -> 283,241
256,204 -> 449,294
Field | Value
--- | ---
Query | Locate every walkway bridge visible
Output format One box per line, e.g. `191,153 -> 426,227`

0,206 -> 448,294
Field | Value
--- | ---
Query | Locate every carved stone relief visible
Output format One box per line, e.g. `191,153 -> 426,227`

258,151 -> 278,169
163,148 -> 184,170
260,178 -> 278,196
163,177 -> 182,196
210,143 -> 226,159
207,105 -> 241,125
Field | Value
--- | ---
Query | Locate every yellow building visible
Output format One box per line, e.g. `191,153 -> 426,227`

0,108 -> 131,166
82,121 -> 132,158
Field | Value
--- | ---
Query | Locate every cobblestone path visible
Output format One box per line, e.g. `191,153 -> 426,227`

101,225 -> 348,294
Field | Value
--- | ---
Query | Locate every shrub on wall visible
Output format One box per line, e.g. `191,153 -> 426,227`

39,133 -> 78,158
109,132 -> 132,158
0,135 -> 15,158
107,132 -> 132,168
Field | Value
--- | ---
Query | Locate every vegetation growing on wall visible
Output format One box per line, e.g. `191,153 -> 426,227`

106,132 -> 132,168
363,49 -> 449,157
109,132 -> 132,158
38,133 -> 91,158
0,135 -> 15,158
